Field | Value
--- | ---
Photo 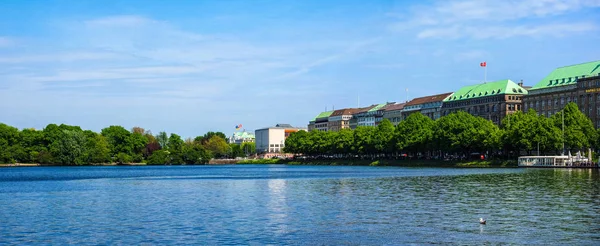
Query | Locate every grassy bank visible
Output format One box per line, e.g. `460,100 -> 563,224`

237,158 -> 518,167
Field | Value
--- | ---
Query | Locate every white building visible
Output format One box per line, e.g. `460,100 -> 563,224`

255,124 -> 307,153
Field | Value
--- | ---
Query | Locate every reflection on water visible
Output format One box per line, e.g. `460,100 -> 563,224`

0,166 -> 598,245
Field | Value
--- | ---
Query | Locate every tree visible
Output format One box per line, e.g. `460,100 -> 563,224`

83,131 -> 111,164
147,150 -> 170,165
48,129 -> 88,165
167,133 -> 185,163
552,102 -> 597,152
101,125 -> 132,157
196,131 -> 228,144
353,126 -> 376,157
0,123 -> 21,163
241,142 -> 256,156
374,119 -> 395,156
395,112 -> 434,155
332,129 -> 354,157
203,135 -> 230,158
156,131 -> 169,149
182,143 -> 211,164
127,132 -> 149,162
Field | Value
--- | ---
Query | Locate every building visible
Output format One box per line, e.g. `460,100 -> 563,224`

309,111 -> 333,132
349,105 -> 376,129
382,103 -> 406,125
228,131 -> 255,144
327,108 -> 357,132
255,124 -> 307,154
402,92 -> 453,120
442,79 -> 528,125
523,60 -> 600,128
359,103 -> 389,127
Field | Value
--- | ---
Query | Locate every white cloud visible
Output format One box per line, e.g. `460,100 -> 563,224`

390,0 -> 600,39
417,22 -> 597,39
85,15 -> 155,27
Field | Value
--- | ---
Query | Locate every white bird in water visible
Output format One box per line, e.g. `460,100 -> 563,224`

479,218 -> 486,224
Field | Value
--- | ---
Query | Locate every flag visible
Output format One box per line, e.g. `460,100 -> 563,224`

480,62 -> 486,67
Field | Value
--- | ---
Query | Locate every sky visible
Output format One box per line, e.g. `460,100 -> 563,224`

1,0 -> 599,138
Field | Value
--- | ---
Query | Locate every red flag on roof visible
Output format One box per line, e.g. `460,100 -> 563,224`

480,62 -> 486,67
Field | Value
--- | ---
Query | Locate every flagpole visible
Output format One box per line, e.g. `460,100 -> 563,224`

484,64 -> 487,83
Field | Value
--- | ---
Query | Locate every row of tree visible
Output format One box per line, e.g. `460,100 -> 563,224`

284,103 -> 600,159
0,124 -> 256,165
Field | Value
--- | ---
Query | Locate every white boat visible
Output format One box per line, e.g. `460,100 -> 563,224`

518,154 -> 596,168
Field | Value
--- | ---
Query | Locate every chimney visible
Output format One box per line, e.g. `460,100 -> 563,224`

518,80 -> 524,87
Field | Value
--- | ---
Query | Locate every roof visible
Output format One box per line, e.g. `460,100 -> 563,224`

330,108 -> 357,117
255,125 -> 307,131
232,131 -> 255,139
353,105 -> 377,114
383,103 -> 405,111
310,110 -> 334,121
531,60 -> 600,90
444,79 -> 528,102
368,103 -> 387,112
405,92 -> 453,106
275,123 -> 293,128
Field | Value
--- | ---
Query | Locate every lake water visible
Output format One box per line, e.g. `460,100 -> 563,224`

0,165 -> 598,245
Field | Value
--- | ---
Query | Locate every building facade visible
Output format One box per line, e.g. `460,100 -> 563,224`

228,131 -> 255,144
308,111 -> 333,132
382,103 -> 406,125
523,60 -> 600,128
255,124 -> 307,153
328,108 -> 357,131
349,105 -> 376,129
442,79 -> 528,125
402,92 -> 453,120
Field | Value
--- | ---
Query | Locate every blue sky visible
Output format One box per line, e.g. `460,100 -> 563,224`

1,0 -> 599,138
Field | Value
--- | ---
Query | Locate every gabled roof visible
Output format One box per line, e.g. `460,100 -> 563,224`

330,108 -> 357,117
353,105 -> 377,114
405,92 -> 453,106
531,60 -> 600,90
310,110 -> 334,121
383,103 -> 405,111
444,79 -> 528,102
368,103 -> 387,112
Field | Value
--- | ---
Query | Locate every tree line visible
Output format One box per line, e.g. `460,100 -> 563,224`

0,124 -> 256,165
284,103 -> 600,160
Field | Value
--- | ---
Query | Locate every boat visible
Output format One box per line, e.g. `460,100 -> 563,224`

518,150 -> 597,168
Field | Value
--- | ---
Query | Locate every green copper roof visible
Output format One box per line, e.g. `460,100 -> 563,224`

445,79 -> 528,102
312,110 -> 333,121
233,131 -> 255,139
531,60 -> 600,90
368,103 -> 386,112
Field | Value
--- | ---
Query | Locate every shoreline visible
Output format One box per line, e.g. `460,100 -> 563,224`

0,159 -> 517,168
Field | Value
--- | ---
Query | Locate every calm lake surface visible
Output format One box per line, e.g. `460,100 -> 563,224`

0,165 -> 598,245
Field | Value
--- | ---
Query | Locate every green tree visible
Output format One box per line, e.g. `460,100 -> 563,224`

353,126 -> 376,157
196,131 -> 228,144
0,123 -> 21,163
48,129 -> 88,165
182,143 -> 211,164
374,119 -> 395,156
101,125 -> 132,157
147,150 -> 170,165
83,130 -> 111,164
332,129 -> 354,157
395,112 -> 434,155
204,135 -> 230,158
241,142 -> 256,156
552,102 -> 597,152
156,131 -> 169,149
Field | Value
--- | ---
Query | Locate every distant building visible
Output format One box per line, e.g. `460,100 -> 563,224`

255,124 -> 307,153
328,108 -> 357,131
382,103 -> 406,125
309,111 -> 333,132
350,104 -> 378,128
228,131 -> 255,145
442,79 -> 528,125
523,60 -> 600,128
402,92 -> 453,120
